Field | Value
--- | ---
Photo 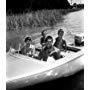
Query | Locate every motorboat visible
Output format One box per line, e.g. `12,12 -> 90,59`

6,34 -> 84,90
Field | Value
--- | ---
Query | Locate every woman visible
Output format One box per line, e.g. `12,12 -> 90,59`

20,37 -> 35,57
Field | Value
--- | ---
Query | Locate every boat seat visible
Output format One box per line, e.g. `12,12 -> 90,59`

67,46 -> 81,52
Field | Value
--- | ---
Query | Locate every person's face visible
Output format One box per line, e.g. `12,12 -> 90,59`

26,40 -> 31,47
43,31 -> 47,37
58,32 -> 64,38
46,39 -> 53,48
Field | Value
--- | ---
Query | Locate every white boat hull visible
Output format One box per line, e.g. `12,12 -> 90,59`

6,46 -> 84,90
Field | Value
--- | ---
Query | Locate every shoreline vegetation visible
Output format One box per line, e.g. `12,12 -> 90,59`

6,8 -> 83,52
7,8 -> 83,32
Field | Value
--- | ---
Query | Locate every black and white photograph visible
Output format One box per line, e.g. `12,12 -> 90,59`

6,0 -> 84,90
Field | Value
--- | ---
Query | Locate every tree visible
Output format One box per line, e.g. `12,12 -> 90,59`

7,0 -> 71,13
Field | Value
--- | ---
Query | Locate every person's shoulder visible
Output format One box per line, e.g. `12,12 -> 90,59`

40,37 -> 44,42
54,37 -> 58,43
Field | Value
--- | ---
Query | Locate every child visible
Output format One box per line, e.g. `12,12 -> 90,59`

54,29 -> 67,51
40,30 -> 47,48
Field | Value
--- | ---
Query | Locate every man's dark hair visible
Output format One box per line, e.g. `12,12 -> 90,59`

24,37 -> 32,42
45,36 -> 53,42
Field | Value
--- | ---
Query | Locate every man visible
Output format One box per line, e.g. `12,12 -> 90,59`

40,30 -> 47,48
54,29 -> 67,51
20,36 -> 35,57
38,36 -> 61,61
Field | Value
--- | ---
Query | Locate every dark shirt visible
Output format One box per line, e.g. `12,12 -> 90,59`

54,37 -> 67,51
38,46 -> 60,61
40,36 -> 46,47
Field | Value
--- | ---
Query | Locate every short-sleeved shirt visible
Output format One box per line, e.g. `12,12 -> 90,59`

20,44 -> 35,56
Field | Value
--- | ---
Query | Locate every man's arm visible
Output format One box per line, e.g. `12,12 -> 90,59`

50,47 -> 60,56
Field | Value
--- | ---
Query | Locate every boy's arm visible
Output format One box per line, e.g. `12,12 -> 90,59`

50,47 -> 60,55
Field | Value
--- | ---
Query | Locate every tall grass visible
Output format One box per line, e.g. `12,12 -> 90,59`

7,9 -> 80,32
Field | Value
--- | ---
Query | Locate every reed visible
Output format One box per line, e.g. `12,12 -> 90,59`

7,9 -> 81,32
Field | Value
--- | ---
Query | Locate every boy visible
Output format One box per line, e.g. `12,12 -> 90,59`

54,29 -> 67,51
40,30 -> 47,48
